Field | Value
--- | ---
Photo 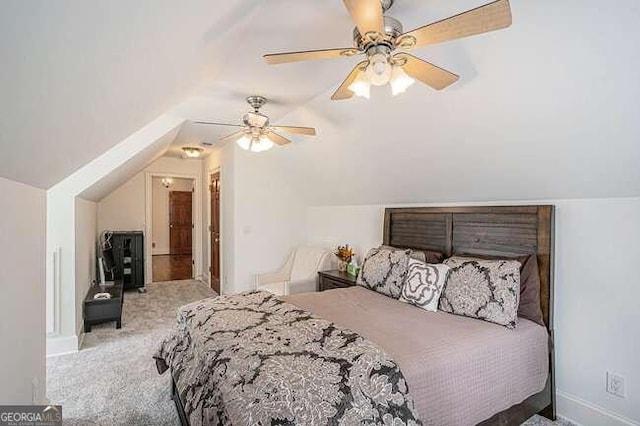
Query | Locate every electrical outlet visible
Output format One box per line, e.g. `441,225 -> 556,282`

607,371 -> 626,398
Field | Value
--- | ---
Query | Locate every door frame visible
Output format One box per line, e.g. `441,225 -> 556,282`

144,172 -> 202,285
206,167 -> 224,293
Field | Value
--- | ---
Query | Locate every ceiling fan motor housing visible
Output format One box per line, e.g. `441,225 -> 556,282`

353,15 -> 403,52
243,112 -> 269,129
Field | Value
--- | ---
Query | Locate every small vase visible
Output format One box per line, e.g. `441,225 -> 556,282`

338,261 -> 347,272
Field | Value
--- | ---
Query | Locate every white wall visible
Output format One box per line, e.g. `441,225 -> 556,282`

151,177 -> 193,255
74,197 -> 97,336
305,198 -> 640,425
200,144 -> 305,295
0,177 -> 46,404
98,173 -> 146,233
231,149 -> 306,292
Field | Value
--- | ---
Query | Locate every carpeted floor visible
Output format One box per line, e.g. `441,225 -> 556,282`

47,280 -> 571,426
47,280 -> 215,425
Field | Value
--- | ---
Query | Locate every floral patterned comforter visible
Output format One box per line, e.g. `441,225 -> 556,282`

154,291 -> 422,426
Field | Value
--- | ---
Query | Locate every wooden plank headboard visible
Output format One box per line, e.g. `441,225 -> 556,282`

383,205 -> 555,331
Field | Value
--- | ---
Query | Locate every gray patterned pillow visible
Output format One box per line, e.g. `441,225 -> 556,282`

399,260 -> 450,312
357,247 -> 410,299
440,257 -> 521,328
379,245 -> 427,262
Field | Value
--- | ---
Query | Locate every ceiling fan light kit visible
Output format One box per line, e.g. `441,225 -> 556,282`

237,135 -> 275,153
263,0 -> 512,100
389,65 -> 415,96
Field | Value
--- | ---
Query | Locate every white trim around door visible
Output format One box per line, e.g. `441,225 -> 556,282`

144,171 -> 203,284
206,167 -> 224,293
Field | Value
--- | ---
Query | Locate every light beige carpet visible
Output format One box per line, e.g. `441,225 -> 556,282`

47,280 -> 215,425
47,280 -> 571,425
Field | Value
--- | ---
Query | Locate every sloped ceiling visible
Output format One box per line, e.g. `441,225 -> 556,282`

0,0 -> 362,188
0,0 -> 217,188
78,125 -> 181,201
234,0 -> 640,205
2,0 -> 639,202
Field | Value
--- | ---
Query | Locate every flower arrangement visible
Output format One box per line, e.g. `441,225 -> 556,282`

334,244 -> 354,263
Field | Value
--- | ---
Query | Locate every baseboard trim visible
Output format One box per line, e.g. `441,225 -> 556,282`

77,330 -> 85,350
46,334 -> 79,357
557,391 -> 639,426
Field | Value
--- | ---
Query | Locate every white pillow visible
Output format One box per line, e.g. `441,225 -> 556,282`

399,259 -> 450,312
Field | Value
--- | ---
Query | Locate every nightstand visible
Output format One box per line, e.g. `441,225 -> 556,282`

318,270 -> 357,291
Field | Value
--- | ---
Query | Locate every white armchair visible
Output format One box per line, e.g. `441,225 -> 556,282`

256,246 -> 334,296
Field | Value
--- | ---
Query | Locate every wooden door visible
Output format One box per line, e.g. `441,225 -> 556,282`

210,173 -> 221,293
169,191 -> 193,256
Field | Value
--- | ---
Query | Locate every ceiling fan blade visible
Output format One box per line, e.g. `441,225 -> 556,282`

399,0 -> 512,49
396,53 -> 459,90
343,0 -> 384,39
271,126 -> 316,136
267,132 -> 292,146
331,61 -> 368,101
194,121 -> 244,128
264,48 -> 359,65
219,131 -> 245,143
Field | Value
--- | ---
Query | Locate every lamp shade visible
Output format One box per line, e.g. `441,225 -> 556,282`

236,135 -> 251,151
390,66 -> 415,96
250,135 -> 274,153
348,73 -> 371,99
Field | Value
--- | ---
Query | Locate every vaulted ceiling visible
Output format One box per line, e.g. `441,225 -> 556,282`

1,0 -> 639,202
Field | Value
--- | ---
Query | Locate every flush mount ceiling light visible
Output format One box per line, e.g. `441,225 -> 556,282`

263,0 -> 512,100
182,146 -> 203,158
192,96 -> 317,153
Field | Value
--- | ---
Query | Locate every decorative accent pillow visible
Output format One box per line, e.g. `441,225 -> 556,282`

399,260 -> 450,312
422,250 -> 446,264
379,245 -> 446,264
454,253 -> 544,326
357,247 -> 411,299
440,257 -> 521,328
379,245 -> 426,262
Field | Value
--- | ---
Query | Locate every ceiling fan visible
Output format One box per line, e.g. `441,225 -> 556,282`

263,0 -> 512,100
194,96 -> 317,153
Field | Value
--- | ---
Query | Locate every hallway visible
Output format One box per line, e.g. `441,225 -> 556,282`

152,254 -> 192,282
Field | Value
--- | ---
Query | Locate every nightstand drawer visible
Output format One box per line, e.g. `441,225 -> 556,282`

318,270 -> 357,292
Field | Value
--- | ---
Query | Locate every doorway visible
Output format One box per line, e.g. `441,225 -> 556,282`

151,177 -> 194,282
209,172 -> 221,293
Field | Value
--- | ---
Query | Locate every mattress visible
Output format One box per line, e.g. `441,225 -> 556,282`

284,286 -> 549,426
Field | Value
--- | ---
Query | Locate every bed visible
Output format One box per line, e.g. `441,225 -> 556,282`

156,205 -> 556,425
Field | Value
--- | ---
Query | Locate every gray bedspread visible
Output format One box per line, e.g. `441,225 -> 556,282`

154,290 -> 422,426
